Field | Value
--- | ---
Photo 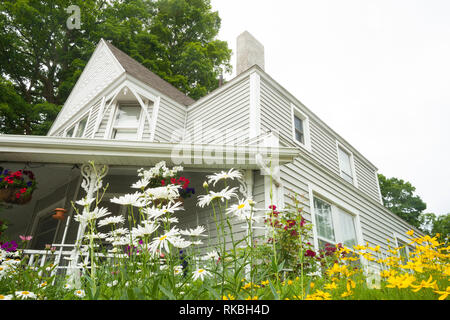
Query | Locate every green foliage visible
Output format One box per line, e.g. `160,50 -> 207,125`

378,173 -> 427,228
0,0 -> 231,135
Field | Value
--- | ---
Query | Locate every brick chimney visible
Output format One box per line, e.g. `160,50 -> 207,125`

236,31 -> 265,75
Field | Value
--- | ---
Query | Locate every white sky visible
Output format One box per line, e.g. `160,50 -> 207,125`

211,0 -> 450,215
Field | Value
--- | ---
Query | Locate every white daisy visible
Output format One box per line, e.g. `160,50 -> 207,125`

110,192 -> 146,207
0,294 -> 13,300
74,207 -> 112,223
97,215 -> 125,227
131,178 -> 150,189
74,289 -> 86,298
198,187 -> 238,207
144,201 -> 184,220
180,226 -> 207,237
192,268 -> 212,281
131,221 -> 159,239
15,290 -> 37,299
149,228 -> 181,255
174,265 -> 183,275
75,197 -> 95,207
202,251 -> 219,261
207,169 -> 242,186
145,185 -> 180,203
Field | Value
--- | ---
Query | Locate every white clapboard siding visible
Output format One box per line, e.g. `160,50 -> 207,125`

278,155 -> 418,265
185,77 -> 251,145
259,75 -> 381,202
152,97 -> 187,142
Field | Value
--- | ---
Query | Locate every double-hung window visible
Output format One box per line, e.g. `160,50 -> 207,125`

291,103 -> 311,150
313,197 -> 358,249
112,104 -> 141,140
294,115 -> 305,144
337,145 -> 356,185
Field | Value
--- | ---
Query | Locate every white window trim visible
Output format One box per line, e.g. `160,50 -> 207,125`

393,232 -> 416,262
291,103 -> 311,152
107,102 -> 145,140
63,112 -> 89,138
308,184 -> 365,253
336,141 -> 358,187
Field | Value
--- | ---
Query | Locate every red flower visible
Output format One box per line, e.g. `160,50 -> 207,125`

305,249 -> 316,257
20,188 -> 27,193
161,179 -> 165,186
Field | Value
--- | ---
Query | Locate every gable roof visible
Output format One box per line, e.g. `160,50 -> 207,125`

104,40 -> 195,106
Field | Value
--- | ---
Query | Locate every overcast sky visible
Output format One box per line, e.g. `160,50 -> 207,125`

211,0 -> 450,215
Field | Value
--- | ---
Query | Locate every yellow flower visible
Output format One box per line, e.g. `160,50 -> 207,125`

261,280 -> 269,286
341,290 -> 353,298
245,296 -> 258,300
386,274 -> 416,289
222,294 -> 235,300
324,282 -> 337,290
411,275 -> 438,292
434,287 -> 450,300
406,230 -> 414,236
310,282 -> 315,289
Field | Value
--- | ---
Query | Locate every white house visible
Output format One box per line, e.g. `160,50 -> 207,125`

0,32 -> 420,273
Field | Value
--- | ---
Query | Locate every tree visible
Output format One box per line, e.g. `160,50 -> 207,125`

419,213 -> 450,243
0,0 -> 231,135
378,174 -> 427,228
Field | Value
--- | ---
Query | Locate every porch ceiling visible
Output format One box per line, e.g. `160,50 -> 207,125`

0,134 -> 300,169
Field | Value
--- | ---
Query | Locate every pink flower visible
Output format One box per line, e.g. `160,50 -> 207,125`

19,235 -> 32,242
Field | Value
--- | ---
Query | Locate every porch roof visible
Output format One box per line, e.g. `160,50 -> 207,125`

0,134 -> 300,169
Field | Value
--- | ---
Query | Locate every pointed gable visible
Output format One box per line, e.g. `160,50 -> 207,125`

48,40 -> 126,135
104,41 -> 195,107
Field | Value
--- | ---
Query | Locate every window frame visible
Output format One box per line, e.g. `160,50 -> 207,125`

336,141 -> 358,187
308,185 -> 364,253
290,103 -> 311,152
64,113 -> 89,138
109,102 -> 145,141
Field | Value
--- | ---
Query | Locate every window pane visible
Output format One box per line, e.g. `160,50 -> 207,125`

294,116 -> 304,144
338,147 -> 353,181
75,117 -> 87,137
338,208 -> 357,248
295,130 -> 304,144
294,116 -> 303,132
115,105 -> 140,127
66,126 -> 75,137
314,198 -> 335,242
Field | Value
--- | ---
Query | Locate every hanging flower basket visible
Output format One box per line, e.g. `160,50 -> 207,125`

0,168 -> 37,205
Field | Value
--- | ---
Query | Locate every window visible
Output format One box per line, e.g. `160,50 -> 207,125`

337,145 -> 355,184
112,104 -> 141,140
291,103 -> 311,150
294,116 -> 304,144
75,117 -> 87,137
313,197 -> 359,249
65,116 -> 88,138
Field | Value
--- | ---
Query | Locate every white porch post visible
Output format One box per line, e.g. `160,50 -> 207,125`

67,162 -> 109,286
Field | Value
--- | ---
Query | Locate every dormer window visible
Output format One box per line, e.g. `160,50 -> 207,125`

112,104 -> 141,140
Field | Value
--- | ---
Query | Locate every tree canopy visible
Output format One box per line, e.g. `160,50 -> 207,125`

0,0 -> 231,135
378,173 -> 448,241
